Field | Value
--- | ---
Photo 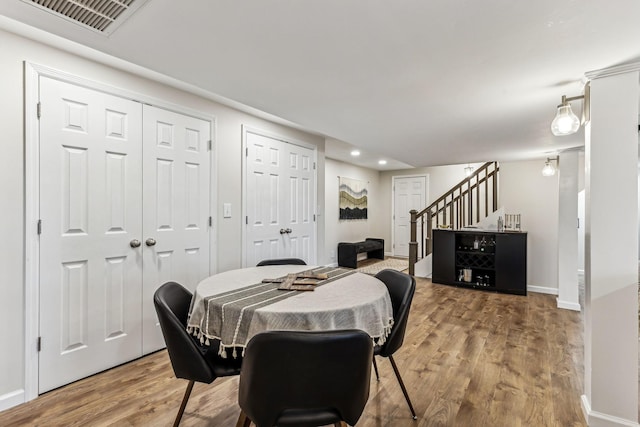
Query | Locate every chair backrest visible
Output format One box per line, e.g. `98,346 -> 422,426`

238,330 -> 373,427
153,281 -> 214,384
374,269 -> 416,357
256,258 -> 307,266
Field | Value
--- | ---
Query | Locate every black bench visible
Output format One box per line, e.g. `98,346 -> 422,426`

337,238 -> 384,269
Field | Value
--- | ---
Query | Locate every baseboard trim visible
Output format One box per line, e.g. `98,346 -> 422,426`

556,298 -> 581,311
581,395 -> 640,427
527,285 -> 558,295
0,389 -> 25,412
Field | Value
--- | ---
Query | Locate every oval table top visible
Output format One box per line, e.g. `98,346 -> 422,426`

187,265 -> 394,356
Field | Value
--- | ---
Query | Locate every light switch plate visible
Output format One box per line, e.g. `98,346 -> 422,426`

223,203 -> 231,218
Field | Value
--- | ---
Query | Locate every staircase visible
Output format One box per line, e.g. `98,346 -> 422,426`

408,162 -> 500,276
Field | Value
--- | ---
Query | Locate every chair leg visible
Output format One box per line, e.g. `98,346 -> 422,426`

236,410 -> 252,427
388,355 -> 417,420
372,356 -> 380,381
173,380 -> 195,427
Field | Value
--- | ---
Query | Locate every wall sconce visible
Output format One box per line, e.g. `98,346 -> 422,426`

542,156 -> 558,177
464,164 -> 474,177
551,84 -> 590,136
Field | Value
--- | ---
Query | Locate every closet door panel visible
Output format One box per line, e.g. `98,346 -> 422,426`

141,105 -> 211,353
38,77 -> 143,393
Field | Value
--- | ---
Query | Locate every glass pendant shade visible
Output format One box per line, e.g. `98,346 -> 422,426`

551,104 -> 580,136
541,161 -> 556,176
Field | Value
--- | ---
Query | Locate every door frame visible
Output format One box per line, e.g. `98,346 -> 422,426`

23,62 -> 218,402
241,125 -> 318,267
391,174 -> 428,257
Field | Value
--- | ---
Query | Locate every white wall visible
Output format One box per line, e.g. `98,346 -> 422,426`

0,28 -> 325,403
578,150 -> 586,192
324,158 -> 383,264
578,190 -> 585,273
378,163 -> 484,252
578,150 -> 584,274
582,70 -> 639,424
557,151 -> 580,310
578,151 -> 586,272
0,29 -> 26,408
323,160 -> 489,263
377,160 -> 559,291
500,160 -> 559,292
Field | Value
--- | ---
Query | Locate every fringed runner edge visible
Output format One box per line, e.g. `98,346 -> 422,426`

187,317 -> 395,359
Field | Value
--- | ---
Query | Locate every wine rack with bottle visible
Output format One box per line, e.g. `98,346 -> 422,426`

431,229 -> 527,295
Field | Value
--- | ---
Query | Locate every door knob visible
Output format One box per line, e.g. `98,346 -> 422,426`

130,239 -> 141,248
145,238 -> 157,247
285,228 -> 292,234
280,228 -> 287,234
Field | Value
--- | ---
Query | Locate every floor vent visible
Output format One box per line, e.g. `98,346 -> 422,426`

22,0 -> 150,35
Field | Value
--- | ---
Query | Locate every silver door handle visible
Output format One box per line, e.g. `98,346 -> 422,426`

145,238 -> 157,247
130,239 -> 141,248
285,228 -> 292,234
280,228 -> 287,234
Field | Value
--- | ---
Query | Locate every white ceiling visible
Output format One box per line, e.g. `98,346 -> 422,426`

2,0 -> 640,170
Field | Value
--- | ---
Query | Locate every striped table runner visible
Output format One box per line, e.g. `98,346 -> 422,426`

187,266 -> 357,357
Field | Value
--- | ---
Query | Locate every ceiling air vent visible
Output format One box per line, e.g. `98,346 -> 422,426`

22,0 -> 150,35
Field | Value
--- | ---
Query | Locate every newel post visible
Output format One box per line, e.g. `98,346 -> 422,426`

426,209 -> 433,256
409,209 -> 418,276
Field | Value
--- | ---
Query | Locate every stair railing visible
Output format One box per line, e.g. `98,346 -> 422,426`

408,161 -> 499,275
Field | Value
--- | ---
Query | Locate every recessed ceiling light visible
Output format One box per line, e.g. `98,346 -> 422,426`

350,150 -> 361,156
378,160 -> 387,165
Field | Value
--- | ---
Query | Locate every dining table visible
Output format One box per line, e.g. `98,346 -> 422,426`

187,264 -> 394,358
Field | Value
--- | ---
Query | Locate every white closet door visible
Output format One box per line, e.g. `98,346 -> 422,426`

141,105 -> 211,353
39,77 -> 143,393
393,176 -> 427,257
245,131 -> 316,267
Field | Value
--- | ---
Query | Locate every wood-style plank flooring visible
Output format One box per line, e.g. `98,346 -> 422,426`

0,277 -> 586,426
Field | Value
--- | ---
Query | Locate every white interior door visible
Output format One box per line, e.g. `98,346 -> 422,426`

38,79 -> 212,390
39,77 -> 143,393
141,105 -> 211,354
245,130 -> 316,267
393,176 -> 427,257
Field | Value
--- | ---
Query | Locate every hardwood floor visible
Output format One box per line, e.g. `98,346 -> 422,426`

0,277 -> 586,426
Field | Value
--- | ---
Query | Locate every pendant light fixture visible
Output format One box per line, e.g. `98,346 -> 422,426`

541,156 -> 558,177
551,98 -> 580,135
550,84 -> 590,136
464,164 -> 474,177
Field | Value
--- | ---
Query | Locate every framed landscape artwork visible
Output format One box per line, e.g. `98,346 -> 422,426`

339,177 -> 368,220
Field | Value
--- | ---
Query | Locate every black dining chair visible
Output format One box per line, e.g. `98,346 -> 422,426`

256,258 -> 307,266
236,330 -> 373,427
372,269 -> 418,420
154,282 -> 243,427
